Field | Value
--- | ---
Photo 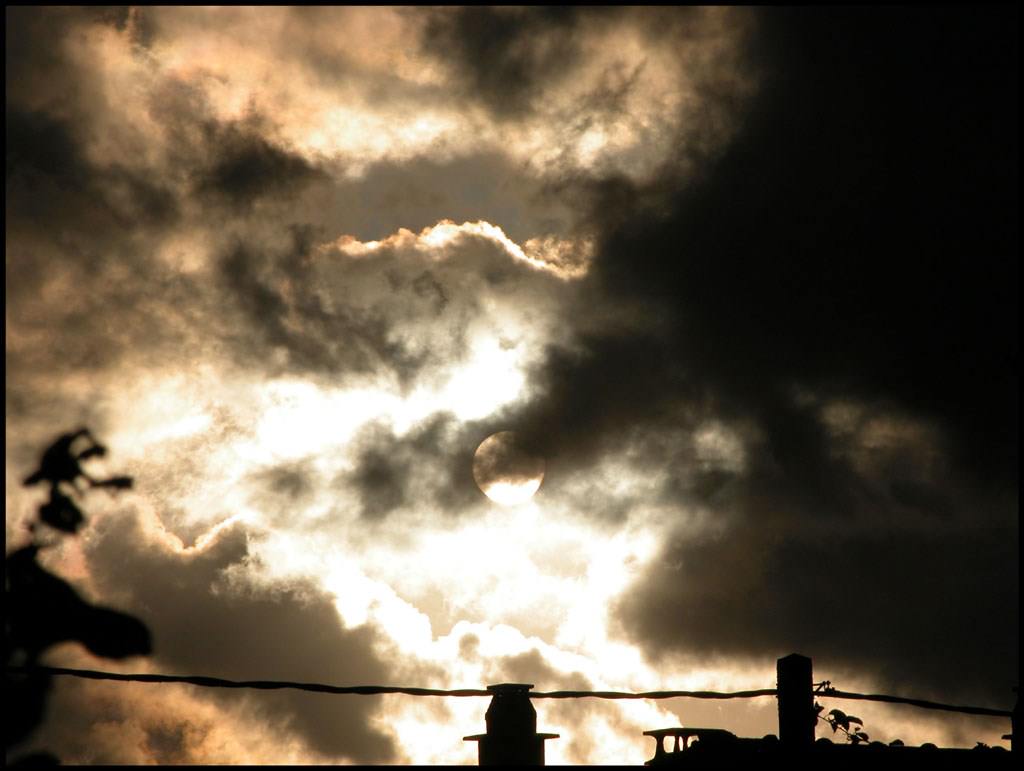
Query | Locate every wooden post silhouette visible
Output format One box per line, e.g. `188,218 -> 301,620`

777,653 -> 814,751
464,684 -> 558,765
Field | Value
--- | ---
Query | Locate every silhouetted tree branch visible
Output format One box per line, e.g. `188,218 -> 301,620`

6,429 -> 150,764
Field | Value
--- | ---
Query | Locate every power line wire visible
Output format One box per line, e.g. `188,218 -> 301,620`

817,689 -> 1012,718
6,666 -> 490,697
6,666 -> 772,700
6,666 -> 1013,719
531,688 -> 776,700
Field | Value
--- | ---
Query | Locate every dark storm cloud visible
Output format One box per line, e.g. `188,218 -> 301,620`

418,5 -> 752,189
493,7 -> 1018,702
481,648 -> 591,692
214,228 -> 451,383
590,7 -> 1019,484
193,121 -> 327,209
420,6 -> 588,118
5,6 -> 577,400
254,461 -> 316,501
513,332 -> 695,477
6,107 -> 180,243
5,9 -> 179,243
342,414 -> 484,522
6,23 -> 316,239
5,10 -> 333,403
216,207 -> 579,385
350,445 -> 409,520
81,512 -> 397,762
616,521 -> 1018,706
8,77 -> 421,392
5,7 -> 116,108
20,674 -> 258,763
103,5 -> 158,49
246,458 -> 320,523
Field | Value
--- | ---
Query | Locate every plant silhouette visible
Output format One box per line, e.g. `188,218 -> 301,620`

813,681 -> 906,747
6,429 -> 151,766
817,706 -> 869,744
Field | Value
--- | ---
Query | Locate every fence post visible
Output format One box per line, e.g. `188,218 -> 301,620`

777,653 -> 814,751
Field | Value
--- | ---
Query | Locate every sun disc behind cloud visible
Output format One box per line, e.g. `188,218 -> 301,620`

472,431 -> 545,506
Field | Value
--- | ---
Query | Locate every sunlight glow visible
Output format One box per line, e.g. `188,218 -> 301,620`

431,335 -> 528,423
250,334 -> 531,461
253,381 -> 400,461
106,375 -> 214,449
480,478 -> 542,507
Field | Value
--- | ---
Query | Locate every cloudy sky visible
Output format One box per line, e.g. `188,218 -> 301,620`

6,6 -> 1018,764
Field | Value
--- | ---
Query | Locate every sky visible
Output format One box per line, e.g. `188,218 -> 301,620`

5,6 -> 1018,765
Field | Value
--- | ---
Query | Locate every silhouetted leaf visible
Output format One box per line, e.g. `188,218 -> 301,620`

847,715 -> 863,726
92,475 -> 133,490
22,429 -> 94,487
38,490 -> 85,533
81,606 -> 152,658
6,546 -> 85,655
77,445 -> 107,460
826,708 -> 850,732
6,546 -> 150,658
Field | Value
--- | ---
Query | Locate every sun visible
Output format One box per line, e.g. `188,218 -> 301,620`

472,431 -> 545,506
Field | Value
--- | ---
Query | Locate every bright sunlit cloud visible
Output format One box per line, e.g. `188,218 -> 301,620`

319,219 -> 593,280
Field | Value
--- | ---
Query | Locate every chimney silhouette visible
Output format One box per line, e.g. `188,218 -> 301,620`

464,683 -> 559,765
